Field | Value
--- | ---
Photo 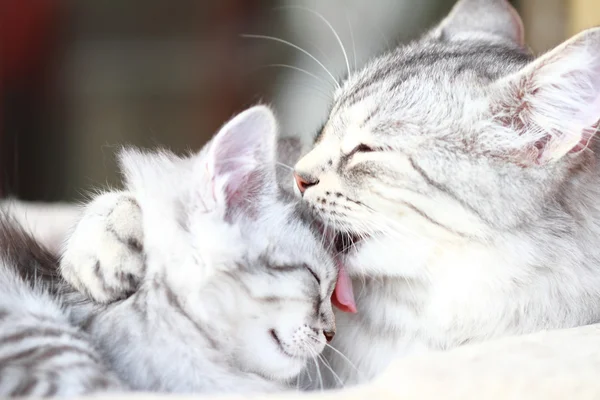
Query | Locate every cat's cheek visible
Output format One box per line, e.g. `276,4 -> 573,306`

345,237 -> 431,279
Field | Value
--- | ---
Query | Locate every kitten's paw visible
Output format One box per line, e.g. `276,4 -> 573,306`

60,192 -> 145,303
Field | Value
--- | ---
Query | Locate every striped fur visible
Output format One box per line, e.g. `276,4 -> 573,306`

294,0 -> 600,388
0,217 -> 124,397
53,106 -> 338,393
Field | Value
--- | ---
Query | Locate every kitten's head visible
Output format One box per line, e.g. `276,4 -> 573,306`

293,0 -> 600,280
118,106 -> 337,382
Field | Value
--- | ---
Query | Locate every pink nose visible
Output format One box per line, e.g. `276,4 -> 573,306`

293,172 -> 318,194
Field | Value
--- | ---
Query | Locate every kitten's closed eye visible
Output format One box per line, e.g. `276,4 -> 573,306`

306,265 -> 320,285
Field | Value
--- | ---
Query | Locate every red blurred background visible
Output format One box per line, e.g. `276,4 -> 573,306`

0,0 -> 580,202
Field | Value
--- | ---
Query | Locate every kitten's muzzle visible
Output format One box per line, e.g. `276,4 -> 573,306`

293,172 -> 319,195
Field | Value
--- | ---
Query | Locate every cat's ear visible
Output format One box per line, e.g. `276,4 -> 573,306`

205,105 -> 278,214
429,0 -> 524,47
490,28 -> 600,165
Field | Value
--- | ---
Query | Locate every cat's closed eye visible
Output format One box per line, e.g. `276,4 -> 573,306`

345,143 -> 375,160
352,144 -> 374,154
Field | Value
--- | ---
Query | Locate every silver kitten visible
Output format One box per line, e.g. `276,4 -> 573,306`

0,106 -> 337,395
294,0 -> 600,387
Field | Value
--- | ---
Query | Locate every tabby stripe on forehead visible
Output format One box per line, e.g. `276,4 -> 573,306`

336,45 -> 530,111
360,104 -> 383,128
161,282 -> 219,349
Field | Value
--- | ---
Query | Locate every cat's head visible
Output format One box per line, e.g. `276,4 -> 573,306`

118,106 -> 337,382
293,0 -> 600,281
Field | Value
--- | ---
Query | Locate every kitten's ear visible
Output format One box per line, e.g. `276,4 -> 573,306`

491,28 -> 600,165
205,105 -> 278,213
429,0 -> 524,47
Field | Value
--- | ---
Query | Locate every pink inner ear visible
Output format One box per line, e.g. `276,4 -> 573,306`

220,167 -> 268,219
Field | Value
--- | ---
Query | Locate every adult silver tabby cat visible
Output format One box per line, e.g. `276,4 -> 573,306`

0,106 -> 338,395
293,0 -> 600,387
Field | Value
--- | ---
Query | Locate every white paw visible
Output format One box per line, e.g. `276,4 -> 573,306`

60,192 -> 145,303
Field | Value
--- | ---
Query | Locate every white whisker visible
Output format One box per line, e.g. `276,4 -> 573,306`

317,354 -> 344,388
276,162 -> 294,172
277,5 -> 351,78
262,64 -> 332,89
241,34 -> 340,89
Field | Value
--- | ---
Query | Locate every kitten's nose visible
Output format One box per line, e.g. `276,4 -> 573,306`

324,330 -> 335,343
293,172 -> 319,194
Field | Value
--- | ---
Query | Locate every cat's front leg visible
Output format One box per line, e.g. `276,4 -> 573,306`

60,192 -> 145,303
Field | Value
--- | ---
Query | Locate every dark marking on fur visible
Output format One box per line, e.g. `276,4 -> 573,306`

29,345 -> 101,366
361,104 -> 382,128
334,43 -> 531,112
398,199 -> 468,238
408,157 -> 489,224
0,327 -> 88,347
162,282 -> 220,349
88,376 -> 115,391
9,376 -> 38,396
80,314 -> 97,333
92,261 -> 119,300
127,238 -> 143,253
313,121 -> 327,144
44,381 -> 59,396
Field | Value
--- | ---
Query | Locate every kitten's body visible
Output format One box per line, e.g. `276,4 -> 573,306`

0,106 -> 337,395
0,218 -> 123,397
294,0 -> 600,386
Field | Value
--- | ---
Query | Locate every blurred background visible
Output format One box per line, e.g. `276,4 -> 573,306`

1,0 -> 599,201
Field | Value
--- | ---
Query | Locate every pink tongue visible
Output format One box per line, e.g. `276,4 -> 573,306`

332,261 -> 357,313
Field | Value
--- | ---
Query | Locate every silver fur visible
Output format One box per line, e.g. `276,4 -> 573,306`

294,0 -> 600,387
59,106 -> 338,393
0,218 -> 123,397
